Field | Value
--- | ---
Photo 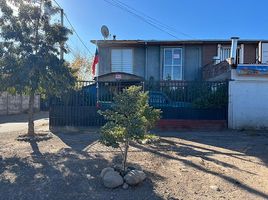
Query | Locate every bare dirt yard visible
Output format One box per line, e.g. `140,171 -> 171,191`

0,112 -> 268,200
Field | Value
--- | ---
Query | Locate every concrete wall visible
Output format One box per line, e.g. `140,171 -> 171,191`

184,45 -> 202,80
98,46 -> 146,78
0,92 -> 40,115
99,45 -> 202,81
228,70 -> 268,129
133,47 -> 145,77
146,46 -> 161,80
98,42 -> 259,81
98,47 -> 111,75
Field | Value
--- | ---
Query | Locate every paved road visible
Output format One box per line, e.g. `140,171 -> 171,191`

0,112 -> 49,134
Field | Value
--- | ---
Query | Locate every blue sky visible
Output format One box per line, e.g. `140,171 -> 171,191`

56,0 -> 268,60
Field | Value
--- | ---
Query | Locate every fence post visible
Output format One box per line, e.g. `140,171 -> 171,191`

6,92 -> 8,115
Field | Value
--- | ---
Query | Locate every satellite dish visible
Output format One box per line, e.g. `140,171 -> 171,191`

101,25 -> 109,39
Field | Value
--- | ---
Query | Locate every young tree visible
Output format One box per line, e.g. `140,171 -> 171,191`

0,0 -> 76,136
99,86 -> 161,172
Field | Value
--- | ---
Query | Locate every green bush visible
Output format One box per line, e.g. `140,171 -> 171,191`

192,84 -> 228,109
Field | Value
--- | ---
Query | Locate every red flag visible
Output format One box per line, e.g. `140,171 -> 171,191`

92,49 -> 99,76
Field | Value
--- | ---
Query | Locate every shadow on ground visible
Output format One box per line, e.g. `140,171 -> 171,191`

50,127 -> 100,151
0,132 -> 164,200
50,127 -> 268,199
155,130 -> 268,166
131,130 -> 268,199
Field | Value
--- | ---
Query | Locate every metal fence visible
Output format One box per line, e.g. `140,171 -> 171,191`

49,80 -> 228,127
145,80 -> 228,120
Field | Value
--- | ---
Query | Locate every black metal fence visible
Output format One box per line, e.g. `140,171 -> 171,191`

49,80 -> 228,127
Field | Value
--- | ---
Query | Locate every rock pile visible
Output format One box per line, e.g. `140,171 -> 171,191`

101,167 -> 146,189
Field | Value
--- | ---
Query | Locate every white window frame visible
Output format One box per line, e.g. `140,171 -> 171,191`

111,48 -> 133,74
217,44 -> 244,64
163,47 -> 183,80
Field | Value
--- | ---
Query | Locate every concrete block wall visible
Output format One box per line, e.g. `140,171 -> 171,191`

0,92 -> 40,115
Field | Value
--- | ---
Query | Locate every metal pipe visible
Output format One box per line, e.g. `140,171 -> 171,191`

230,37 -> 239,65
258,41 -> 262,63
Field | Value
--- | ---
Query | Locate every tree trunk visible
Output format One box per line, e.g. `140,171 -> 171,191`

28,91 -> 35,136
122,140 -> 129,172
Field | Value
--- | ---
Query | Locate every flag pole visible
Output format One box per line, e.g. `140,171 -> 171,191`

96,40 -> 99,108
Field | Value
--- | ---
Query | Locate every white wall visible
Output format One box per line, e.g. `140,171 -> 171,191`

229,70 -> 268,129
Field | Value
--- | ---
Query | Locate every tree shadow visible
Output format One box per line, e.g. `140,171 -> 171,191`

1,138 -> 164,200
154,138 -> 258,175
155,130 -> 268,166
131,141 -> 268,200
50,127 -> 100,151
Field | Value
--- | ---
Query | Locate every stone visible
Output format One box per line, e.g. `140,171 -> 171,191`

127,166 -> 136,171
122,183 -> 129,190
141,138 -> 149,144
180,168 -> 188,172
124,170 -> 146,185
210,185 -> 221,191
127,165 -> 142,171
113,165 -> 124,174
102,171 -> 124,189
100,167 -> 115,178
199,158 -> 205,165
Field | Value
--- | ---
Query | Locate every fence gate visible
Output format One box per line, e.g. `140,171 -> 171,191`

49,80 -> 228,128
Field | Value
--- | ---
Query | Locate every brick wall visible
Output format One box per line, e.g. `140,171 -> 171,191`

202,44 -> 217,66
244,44 -> 257,64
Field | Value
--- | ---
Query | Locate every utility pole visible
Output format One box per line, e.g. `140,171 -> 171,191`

60,8 -> 64,60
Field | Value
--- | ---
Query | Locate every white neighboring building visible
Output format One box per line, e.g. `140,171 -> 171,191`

228,68 -> 268,129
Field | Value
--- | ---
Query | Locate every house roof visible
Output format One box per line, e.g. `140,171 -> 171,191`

91,39 -> 268,46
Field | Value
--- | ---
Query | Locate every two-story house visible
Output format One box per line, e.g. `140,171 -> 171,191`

91,39 -> 268,82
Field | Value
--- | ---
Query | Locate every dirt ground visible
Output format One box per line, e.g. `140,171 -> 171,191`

0,112 -> 268,200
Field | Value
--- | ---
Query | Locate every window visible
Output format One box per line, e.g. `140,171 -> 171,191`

220,47 -> 231,61
111,49 -> 133,74
163,48 -> 182,80
218,44 -> 244,64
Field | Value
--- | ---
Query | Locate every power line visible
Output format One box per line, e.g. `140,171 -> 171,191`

103,0 -> 179,39
103,0 -> 194,39
64,14 -> 94,56
111,0 -> 194,39
52,0 -> 94,56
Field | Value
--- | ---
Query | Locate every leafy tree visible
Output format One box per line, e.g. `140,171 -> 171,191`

0,0 -> 76,136
70,52 -> 92,81
99,86 -> 161,172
